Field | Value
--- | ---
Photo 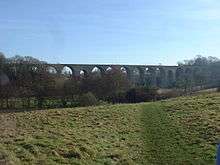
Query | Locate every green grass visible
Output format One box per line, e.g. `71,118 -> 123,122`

0,93 -> 219,164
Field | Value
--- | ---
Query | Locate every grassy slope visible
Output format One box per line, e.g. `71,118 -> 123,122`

0,93 -> 219,164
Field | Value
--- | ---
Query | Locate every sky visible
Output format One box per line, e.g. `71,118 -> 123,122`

0,0 -> 220,65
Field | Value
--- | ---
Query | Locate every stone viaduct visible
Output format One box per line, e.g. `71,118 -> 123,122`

22,63 -> 204,88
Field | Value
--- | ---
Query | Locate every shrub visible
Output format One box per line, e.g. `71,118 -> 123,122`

78,92 -> 99,107
106,90 -> 127,103
126,87 -> 158,103
106,87 -> 159,104
156,89 -> 184,100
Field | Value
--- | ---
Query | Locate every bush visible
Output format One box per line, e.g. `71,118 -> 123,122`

106,87 -> 159,104
79,92 -> 99,107
126,87 -> 157,103
106,90 -> 127,103
156,89 -> 184,100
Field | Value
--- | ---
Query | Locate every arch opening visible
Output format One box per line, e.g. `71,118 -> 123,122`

120,67 -> 128,75
193,68 -> 201,76
79,70 -> 88,78
156,68 -> 166,87
31,66 -> 38,72
145,67 -> 150,75
132,68 -> 140,77
193,68 -> 204,86
145,67 -> 155,75
143,67 -> 156,87
155,68 -> 160,75
167,70 -> 174,87
176,68 -> 184,81
61,66 -> 73,76
185,68 -> 192,75
91,67 -> 102,77
106,67 -> 113,73
46,66 -> 57,74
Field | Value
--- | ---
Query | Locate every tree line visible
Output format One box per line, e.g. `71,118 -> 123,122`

0,52 -> 219,110
0,53 -> 159,109
176,55 -> 220,91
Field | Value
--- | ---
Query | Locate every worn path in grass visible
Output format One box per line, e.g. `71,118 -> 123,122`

141,102 -> 218,165
0,93 -> 219,164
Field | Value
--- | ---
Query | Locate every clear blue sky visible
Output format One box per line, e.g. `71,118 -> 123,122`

1,0 -> 220,65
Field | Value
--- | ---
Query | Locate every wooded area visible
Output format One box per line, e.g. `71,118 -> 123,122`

0,53 -> 219,110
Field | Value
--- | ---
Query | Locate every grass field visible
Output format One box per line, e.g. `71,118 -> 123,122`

0,93 -> 219,164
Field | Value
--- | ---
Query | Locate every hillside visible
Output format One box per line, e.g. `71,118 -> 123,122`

0,93 -> 219,164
